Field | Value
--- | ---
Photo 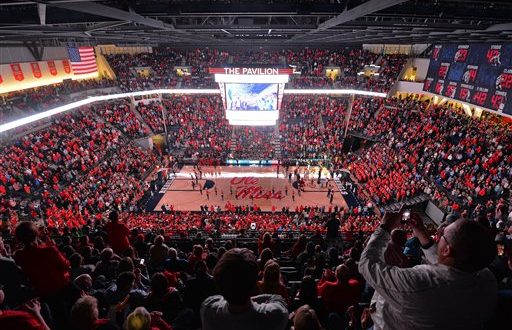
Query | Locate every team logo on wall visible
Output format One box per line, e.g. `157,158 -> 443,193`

47,61 -> 58,76
30,62 -> 42,78
454,45 -> 469,62
444,82 -> 457,98
432,45 -> 442,61
462,65 -> 478,84
10,63 -> 24,81
62,59 -> 71,74
486,45 -> 502,66
490,90 -> 507,111
495,68 -> 512,91
435,80 -> 444,95
423,78 -> 433,92
459,84 -> 473,103
438,63 -> 450,79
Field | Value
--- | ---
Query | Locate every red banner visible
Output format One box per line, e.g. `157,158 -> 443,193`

10,63 -> 24,81
62,59 -> 71,74
0,74 -> 3,84
209,67 -> 294,75
47,61 -> 57,76
30,62 -> 42,78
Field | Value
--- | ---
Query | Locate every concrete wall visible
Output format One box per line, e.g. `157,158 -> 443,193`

410,58 -> 430,82
0,47 -> 69,64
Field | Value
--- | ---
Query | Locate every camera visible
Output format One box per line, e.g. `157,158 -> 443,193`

401,209 -> 411,224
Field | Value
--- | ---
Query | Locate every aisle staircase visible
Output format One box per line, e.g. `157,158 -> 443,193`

272,135 -> 282,159
230,130 -> 237,155
131,103 -> 154,135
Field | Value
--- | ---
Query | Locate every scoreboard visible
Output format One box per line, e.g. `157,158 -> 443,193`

423,43 -> 512,115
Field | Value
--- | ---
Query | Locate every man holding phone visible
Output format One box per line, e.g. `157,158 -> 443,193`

359,209 -> 497,329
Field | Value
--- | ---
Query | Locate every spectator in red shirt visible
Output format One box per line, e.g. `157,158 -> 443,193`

0,289 -> 50,330
318,264 -> 360,327
106,211 -> 131,255
13,221 -> 80,330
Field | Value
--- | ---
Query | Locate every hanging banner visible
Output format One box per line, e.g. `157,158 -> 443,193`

47,61 -> 58,76
0,74 -> 3,84
30,62 -> 42,78
10,63 -> 24,81
62,59 -> 71,74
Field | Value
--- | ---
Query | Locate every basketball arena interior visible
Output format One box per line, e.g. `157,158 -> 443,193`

0,1 -> 511,329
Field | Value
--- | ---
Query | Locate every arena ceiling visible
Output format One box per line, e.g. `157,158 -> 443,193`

0,0 -> 511,47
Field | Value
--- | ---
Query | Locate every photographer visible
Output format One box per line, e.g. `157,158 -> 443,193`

358,210 -> 497,329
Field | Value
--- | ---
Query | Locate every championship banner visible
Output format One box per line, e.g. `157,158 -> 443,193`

209,67 -> 294,75
47,61 -> 58,76
10,63 -> 24,81
62,59 -> 71,74
30,62 -> 42,78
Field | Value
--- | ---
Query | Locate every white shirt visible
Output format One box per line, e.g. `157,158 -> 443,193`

201,294 -> 288,330
359,227 -> 497,330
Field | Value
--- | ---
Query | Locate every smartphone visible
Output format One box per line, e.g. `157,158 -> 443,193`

140,258 -> 145,266
401,209 -> 411,224
497,244 -> 504,256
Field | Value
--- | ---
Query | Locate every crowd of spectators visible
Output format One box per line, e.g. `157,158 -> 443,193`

344,96 -> 511,218
279,96 -> 348,159
92,101 -> 150,138
231,126 -> 275,159
0,203 -> 510,329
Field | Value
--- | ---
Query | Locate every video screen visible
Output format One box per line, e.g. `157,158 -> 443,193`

225,83 -> 278,111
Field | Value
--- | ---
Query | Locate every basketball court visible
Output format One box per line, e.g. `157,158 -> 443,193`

154,165 -> 348,212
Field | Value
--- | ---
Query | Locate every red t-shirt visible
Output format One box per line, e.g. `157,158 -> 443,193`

106,221 -> 131,254
14,245 -> 70,297
0,310 -> 46,330
318,279 -> 361,315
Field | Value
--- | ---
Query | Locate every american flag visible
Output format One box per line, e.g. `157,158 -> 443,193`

67,47 -> 98,75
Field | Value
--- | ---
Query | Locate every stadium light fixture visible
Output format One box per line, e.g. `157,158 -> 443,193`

283,89 -> 387,97
0,88 -> 390,134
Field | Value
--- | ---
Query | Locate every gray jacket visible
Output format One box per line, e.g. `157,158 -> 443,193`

359,227 -> 497,330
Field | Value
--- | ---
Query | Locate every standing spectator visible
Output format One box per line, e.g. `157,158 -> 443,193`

201,248 -> 288,330
0,289 -> 51,330
14,221 -> 81,330
106,211 -> 131,255
359,211 -> 497,329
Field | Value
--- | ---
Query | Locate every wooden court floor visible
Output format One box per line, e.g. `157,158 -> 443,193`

155,165 -> 348,212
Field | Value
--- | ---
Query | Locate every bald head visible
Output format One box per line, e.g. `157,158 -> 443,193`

335,264 -> 350,282
440,220 -> 496,273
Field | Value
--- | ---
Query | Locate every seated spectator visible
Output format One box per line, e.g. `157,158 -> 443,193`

0,289 -> 51,330
257,260 -> 290,305
149,236 -> 169,270
291,276 -> 326,324
359,211 -> 497,329
70,253 -> 95,280
291,304 -> 322,330
124,306 -> 172,330
200,248 -> 288,330
164,248 -> 188,273
318,264 -> 360,326
94,248 -> 120,281
184,261 -> 216,326
70,295 -> 118,330
144,273 -> 184,326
